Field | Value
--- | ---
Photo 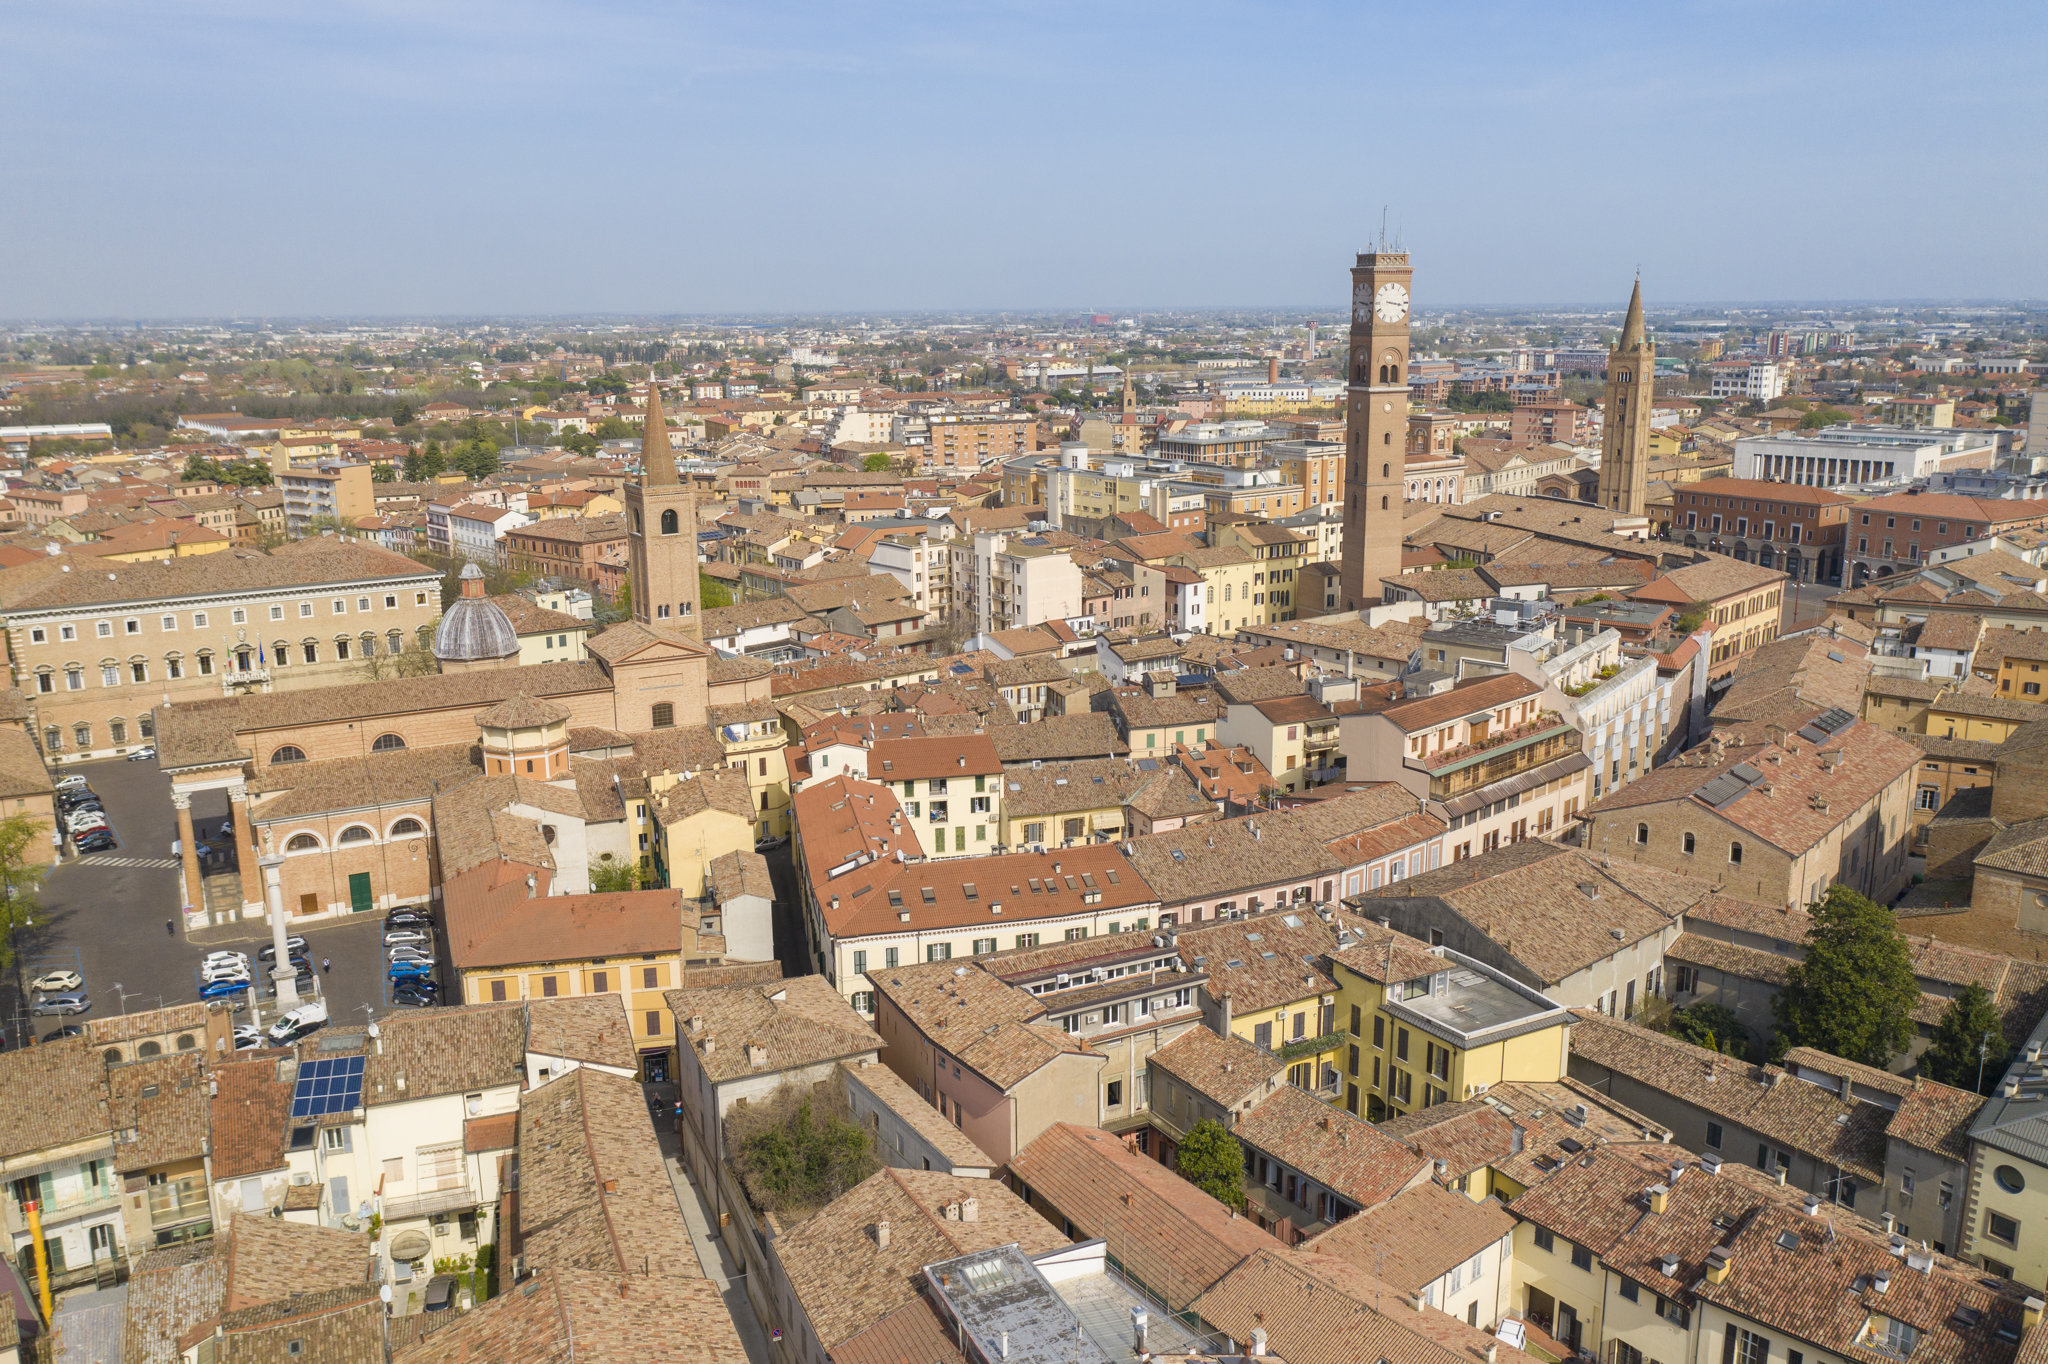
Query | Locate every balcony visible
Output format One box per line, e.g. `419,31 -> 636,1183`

1420,719 -> 1579,801
1302,730 -> 1341,754
149,1177 -> 209,1228
381,1184 -> 480,1222
5,1185 -> 120,1235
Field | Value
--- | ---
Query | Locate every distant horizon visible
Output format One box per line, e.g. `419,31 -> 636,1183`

5,296 -> 2043,331
3,2 -> 2042,317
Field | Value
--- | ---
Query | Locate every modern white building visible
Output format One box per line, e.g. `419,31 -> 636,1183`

1708,360 -> 1785,401
1733,424 -> 2000,488
953,529 -> 1082,634
445,503 -> 533,566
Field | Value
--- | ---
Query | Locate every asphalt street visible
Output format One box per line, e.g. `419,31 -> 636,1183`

4,757 -> 441,1048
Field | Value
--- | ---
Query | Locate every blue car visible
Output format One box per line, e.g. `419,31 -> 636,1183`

387,960 -> 435,979
200,976 -> 252,1000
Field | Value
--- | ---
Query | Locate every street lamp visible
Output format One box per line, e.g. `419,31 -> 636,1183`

1979,1029 -> 1997,1095
112,983 -> 126,1017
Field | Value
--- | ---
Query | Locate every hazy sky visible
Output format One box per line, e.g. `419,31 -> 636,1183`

5,1 -> 2044,318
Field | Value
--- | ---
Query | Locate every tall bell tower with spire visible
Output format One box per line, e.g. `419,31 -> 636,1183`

1595,279 -> 1654,517
625,377 -> 703,639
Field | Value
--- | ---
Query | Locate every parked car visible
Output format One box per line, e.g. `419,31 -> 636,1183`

387,945 -> 434,961
65,813 -> 110,832
386,907 -> 431,925
200,977 -> 252,1000
387,960 -> 434,980
41,1026 -> 86,1043
73,833 -> 116,853
203,951 -> 250,969
383,928 -> 430,947
389,984 -> 438,1008
268,1000 -> 329,1044
257,938 -> 308,961
126,746 -> 156,762
755,835 -> 789,852
57,792 -> 101,811
31,970 -> 82,993
231,1024 -> 263,1050
423,1275 -> 457,1313
53,774 -> 89,791
31,991 -> 90,1017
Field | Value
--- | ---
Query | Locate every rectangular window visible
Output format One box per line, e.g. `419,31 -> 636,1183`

1735,1330 -> 1771,1364
647,1010 -> 662,1035
642,966 -> 659,989
1395,1027 -> 1409,1061
972,938 -> 996,955
885,948 -> 900,969
1988,1212 -> 2020,1246
1571,1242 -> 1593,1270
1706,1121 -> 1723,1149
540,975 -> 558,997
852,950 -> 867,975
1534,1227 -> 1554,1252
489,979 -> 506,1002
1372,1015 -> 1384,1048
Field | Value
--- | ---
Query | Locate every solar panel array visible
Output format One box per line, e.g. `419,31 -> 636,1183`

1796,707 -> 1857,744
291,1055 -> 366,1118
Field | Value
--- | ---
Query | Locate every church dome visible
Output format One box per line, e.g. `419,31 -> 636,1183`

434,564 -> 520,666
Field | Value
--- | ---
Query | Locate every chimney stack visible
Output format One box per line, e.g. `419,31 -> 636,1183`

874,1219 -> 890,1249
1267,357 -> 1280,385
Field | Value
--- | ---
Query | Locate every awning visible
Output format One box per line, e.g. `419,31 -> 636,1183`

1439,751 -> 1592,819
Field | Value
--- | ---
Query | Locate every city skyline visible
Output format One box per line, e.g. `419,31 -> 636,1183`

3,1 -> 2044,318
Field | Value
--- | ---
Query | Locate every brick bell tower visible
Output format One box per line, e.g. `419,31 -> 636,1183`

1338,250 -> 1414,613
1595,277 -> 1654,516
625,379 -> 703,639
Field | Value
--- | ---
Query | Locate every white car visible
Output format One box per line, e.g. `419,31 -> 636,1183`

201,964 -> 252,984
203,951 -> 250,968
384,929 -> 430,947
31,970 -> 83,993
231,1024 -> 263,1051
387,945 -> 434,961
267,1000 -> 329,1044
65,811 -> 110,830
54,774 -> 89,791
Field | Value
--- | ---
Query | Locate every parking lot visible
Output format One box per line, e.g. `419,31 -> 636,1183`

4,757 -> 445,1048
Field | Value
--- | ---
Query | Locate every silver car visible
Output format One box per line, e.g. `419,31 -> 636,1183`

31,991 -> 90,1017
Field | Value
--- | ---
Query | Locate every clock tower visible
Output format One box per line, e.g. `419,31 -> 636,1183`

1339,251 -> 1414,613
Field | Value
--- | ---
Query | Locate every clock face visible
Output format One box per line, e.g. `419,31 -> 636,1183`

1375,282 -> 1409,323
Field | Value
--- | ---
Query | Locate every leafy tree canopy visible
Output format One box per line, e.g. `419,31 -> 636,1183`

1921,982 -> 2008,1093
1773,885 -> 1918,1068
1175,1118 -> 1245,1210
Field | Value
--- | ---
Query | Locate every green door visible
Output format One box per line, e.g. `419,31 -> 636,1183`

348,872 -> 373,915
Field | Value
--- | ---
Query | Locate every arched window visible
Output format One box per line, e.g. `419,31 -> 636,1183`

360,633 -> 378,657
660,508 -> 679,535
1635,823 -> 1649,845
390,817 -> 425,837
1682,831 -> 1696,854
271,745 -> 307,765
1382,463 -> 1390,478
337,825 -> 374,844
387,630 -> 404,654
272,641 -> 289,667
102,1048 -> 123,1064
1729,841 -> 1744,865
176,1033 -> 197,1051
303,641 -> 319,664
333,636 -> 351,660
285,832 -> 321,852
196,648 -> 214,676
1380,495 -> 1388,511
138,1040 -> 162,1058
371,733 -> 407,752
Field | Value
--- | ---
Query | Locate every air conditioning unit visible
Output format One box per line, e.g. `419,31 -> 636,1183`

1320,995 -> 1335,1006
1056,973 -> 1070,986
290,1172 -> 313,1187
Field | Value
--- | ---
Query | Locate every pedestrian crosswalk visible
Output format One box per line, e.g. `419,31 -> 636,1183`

76,855 -> 180,869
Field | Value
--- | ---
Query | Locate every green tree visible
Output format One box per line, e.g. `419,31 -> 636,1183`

394,400 -> 415,427
1668,1002 -> 1750,1057
0,812 -> 53,1021
728,1085 -> 879,1218
613,576 -> 632,621
861,452 -> 893,472
401,449 -> 424,482
699,572 -> 733,610
1799,406 -> 1851,430
593,416 -> 635,440
1174,1119 -> 1245,1210
419,441 -> 447,479
1921,982 -> 2008,1093
453,440 -> 500,481
589,854 -> 640,893
1773,886 -> 1918,1067
371,464 -> 396,484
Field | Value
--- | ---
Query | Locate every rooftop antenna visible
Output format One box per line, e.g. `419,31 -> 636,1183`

1379,207 -> 1388,253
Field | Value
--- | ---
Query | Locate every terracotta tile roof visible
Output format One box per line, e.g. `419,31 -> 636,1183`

868,733 -> 1001,780
123,1240 -> 227,1364
208,1055 -> 294,1180
988,712 -> 1128,763
1193,1246 -> 1547,1364
465,1111 -> 519,1154
0,1034 -> 109,1161
771,1167 -> 1066,1350
246,742 -> 482,821
1713,634 -> 1874,722
0,540 -> 429,613
1111,687 -> 1224,731
1011,1123 -> 1283,1298
828,1298 -> 968,1364
1135,1020 -> 1289,1116
110,1050 -> 212,1170
1300,1179 -> 1515,1292
526,994 -> 643,1072
474,691 -> 573,729
1584,715 -> 1919,860
517,1067 -> 703,1278
1125,812 -> 1340,907
664,976 -> 880,1085
1235,1085 -> 1430,1209
156,660 -> 613,770
997,757 -> 1176,817
448,888 -> 687,972
1357,842 -> 1677,986
1567,1010 -> 1887,1182
398,1264 -> 747,1364
218,1213 -> 374,1313
1915,611 -> 1986,652
1377,672 -> 1543,733
838,1060 -> 996,1171
212,1288 -> 385,1363
1667,931 -> 1793,986
363,1001 -> 527,1105
862,959 -> 1095,1090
